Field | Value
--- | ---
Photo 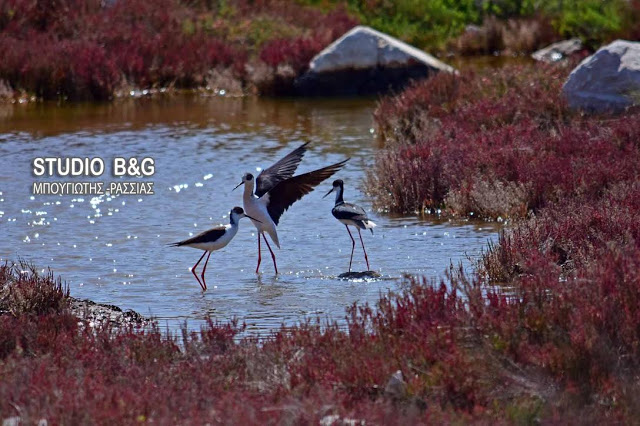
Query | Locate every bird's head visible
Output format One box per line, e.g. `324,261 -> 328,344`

230,206 -> 261,223
323,179 -> 344,198
233,173 -> 254,191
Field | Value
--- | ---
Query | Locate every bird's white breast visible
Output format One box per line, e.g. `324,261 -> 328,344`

243,192 -> 276,233
190,224 -> 236,251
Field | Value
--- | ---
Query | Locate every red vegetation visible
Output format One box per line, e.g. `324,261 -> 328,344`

260,37 -> 324,75
368,62 -> 640,218
5,251 -> 640,422
472,246 -> 640,411
0,262 -> 492,423
2,8 -> 639,421
374,63 -> 570,147
256,8 -> 357,94
259,9 -> 357,74
0,34 -> 121,100
362,59 -> 640,419
0,0 -> 358,100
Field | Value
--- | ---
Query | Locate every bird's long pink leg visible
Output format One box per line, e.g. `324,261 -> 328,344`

345,225 -> 356,272
262,234 -> 278,275
256,232 -> 262,274
357,228 -> 371,271
191,251 -> 207,291
199,251 -> 212,291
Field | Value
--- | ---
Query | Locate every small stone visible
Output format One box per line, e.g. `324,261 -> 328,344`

337,271 -> 381,280
3,417 -> 21,426
532,38 -> 582,63
384,370 -> 407,399
319,414 -> 341,426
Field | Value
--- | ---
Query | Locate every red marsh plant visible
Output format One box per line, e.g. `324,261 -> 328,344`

482,180 -> 640,283
373,63 -> 570,147
0,261 -> 571,423
92,0 -> 247,88
0,34 -> 121,100
256,8 -> 357,94
367,60 -> 640,417
259,8 -> 357,73
473,246 -> 640,411
0,260 -> 69,317
362,58 -> 640,415
367,62 -> 640,218
259,37 -> 325,75
0,0 -> 357,99
4,258 -> 640,421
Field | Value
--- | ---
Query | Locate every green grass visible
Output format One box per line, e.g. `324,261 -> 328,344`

297,0 -> 636,51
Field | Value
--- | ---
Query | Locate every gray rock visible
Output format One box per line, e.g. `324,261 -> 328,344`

319,415 -> 364,426
337,271 -> 381,280
295,26 -> 455,96
563,40 -> 640,113
384,370 -> 407,399
2,417 -> 20,426
319,415 -> 341,426
464,24 -> 482,34
532,38 -> 583,63
70,298 -> 150,328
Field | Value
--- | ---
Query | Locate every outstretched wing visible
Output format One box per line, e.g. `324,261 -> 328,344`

265,159 -> 349,225
255,142 -> 310,197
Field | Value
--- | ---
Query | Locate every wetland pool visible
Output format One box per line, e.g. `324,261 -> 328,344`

0,96 -> 499,334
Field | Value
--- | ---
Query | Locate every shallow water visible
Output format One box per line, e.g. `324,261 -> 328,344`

0,96 -> 499,334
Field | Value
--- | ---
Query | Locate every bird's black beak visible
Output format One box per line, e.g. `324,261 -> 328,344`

233,181 -> 244,191
245,214 -> 262,223
323,187 -> 334,199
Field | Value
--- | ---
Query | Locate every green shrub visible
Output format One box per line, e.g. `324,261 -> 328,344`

544,0 -> 627,48
297,0 -> 637,51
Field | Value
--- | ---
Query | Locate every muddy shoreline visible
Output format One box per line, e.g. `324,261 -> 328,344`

70,297 -> 151,328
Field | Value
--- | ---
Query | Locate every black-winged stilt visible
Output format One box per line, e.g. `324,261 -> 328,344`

324,179 -> 376,272
234,143 -> 348,274
170,207 -> 260,290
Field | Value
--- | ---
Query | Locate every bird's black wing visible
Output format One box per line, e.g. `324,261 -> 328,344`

266,158 -> 349,225
332,202 -> 368,221
170,226 -> 226,246
255,142 -> 310,197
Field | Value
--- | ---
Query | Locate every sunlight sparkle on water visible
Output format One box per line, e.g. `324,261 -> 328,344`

0,97 -> 500,334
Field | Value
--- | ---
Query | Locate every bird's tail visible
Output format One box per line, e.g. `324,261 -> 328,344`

364,220 -> 377,234
266,228 -> 281,249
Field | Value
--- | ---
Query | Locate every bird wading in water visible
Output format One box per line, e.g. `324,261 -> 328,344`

170,207 -> 260,290
234,143 -> 348,274
324,179 -> 376,272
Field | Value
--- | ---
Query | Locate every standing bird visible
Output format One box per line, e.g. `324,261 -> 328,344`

170,207 -> 260,291
234,143 -> 349,274
324,179 -> 376,272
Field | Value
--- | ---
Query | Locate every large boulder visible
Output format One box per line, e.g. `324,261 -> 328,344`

563,40 -> 640,112
532,38 -> 583,63
294,26 -> 455,96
